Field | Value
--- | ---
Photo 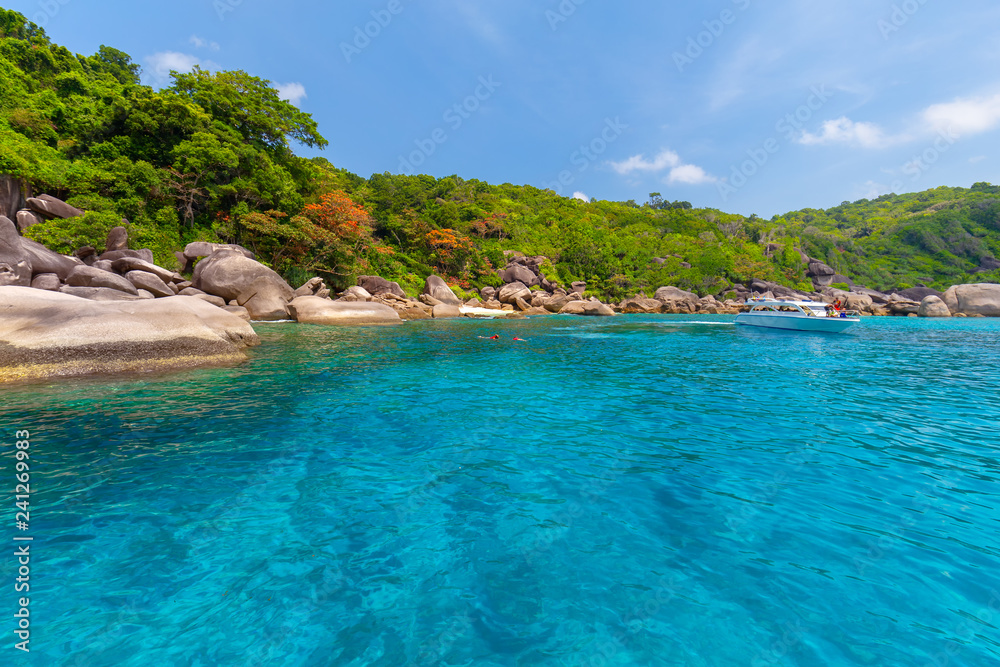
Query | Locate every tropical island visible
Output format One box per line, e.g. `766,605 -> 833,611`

1,6 -> 999,382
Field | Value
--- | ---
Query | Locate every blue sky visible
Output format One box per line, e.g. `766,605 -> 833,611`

8,0 -> 1000,217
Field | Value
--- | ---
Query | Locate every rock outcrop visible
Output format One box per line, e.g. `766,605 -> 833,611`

421,274 -> 462,305
288,296 -> 402,325
357,275 -> 406,299
66,265 -> 139,295
0,287 -> 259,382
0,175 -> 28,220
942,283 -> 1000,317
0,215 -> 31,286
918,295 -> 951,318
26,194 -> 84,220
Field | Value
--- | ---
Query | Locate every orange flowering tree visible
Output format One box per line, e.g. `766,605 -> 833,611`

300,191 -> 377,285
425,228 -> 473,275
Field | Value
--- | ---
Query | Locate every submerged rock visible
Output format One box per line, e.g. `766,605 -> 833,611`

0,287 -> 259,382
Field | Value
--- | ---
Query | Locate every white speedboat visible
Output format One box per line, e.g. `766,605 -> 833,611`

735,296 -> 860,333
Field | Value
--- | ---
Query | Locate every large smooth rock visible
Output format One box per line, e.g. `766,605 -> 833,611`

620,297 -> 662,314
58,286 -> 145,301
26,195 -> 84,220
337,286 -> 372,302
0,175 -> 28,220
15,209 -> 44,232
0,215 -> 31,286
183,242 -> 254,261
807,261 -> 836,277
293,277 -> 325,298
193,249 -> 292,302
918,295 -> 951,318
432,304 -> 462,319
289,296 -> 401,325
502,264 -> 538,287
0,287 -> 259,382
30,273 -> 61,291
584,302 -> 616,317
126,270 -> 174,298
106,226 -> 128,252
896,286 -> 941,302
543,294 -> 576,313
236,275 -> 294,321
654,286 -> 698,303
20,237 -> 83,279
480,286 -> 496,301
844,292 -> 874,312
111,257 -> 176,283
559,300 -> 614,317
99,249 -> 153,263
570,281 -> 587,295
66,265 -> 138,295
357,275 -> 406,298
498,281 -> 531,305
942,283 -> 1000,317
421,274 -> 461,305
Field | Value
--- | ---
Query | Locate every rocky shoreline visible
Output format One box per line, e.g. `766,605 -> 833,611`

2,194 -> 999,382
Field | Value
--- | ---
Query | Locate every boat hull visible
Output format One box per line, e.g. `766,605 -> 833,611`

735,313 -> 859,333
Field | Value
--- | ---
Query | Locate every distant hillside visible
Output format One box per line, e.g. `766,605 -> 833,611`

773,184 -> 1000,291
1,7 -> 997,297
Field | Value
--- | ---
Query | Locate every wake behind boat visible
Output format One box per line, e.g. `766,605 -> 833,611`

735,296 -> 861,333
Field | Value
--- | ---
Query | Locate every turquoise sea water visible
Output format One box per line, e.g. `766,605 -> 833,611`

3,315 -> 1000,666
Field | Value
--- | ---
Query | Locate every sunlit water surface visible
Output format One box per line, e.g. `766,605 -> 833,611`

3,315 -> 999,666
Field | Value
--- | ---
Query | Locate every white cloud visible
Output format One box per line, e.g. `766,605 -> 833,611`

609,150 -> 679,175
572,191 -> 590,202
922,94 -> 1000,136
798,117 -> 896,149
144,52 -> 216,86
609,149 -> 715,186
275,82 -> 307,107
189,35 -> 220,51
667,164 -> 715,185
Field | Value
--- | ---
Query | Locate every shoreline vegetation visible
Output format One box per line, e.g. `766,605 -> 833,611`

1,7 -> 1000,382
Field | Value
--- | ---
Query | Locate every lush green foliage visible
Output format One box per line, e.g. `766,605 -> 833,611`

1,7 -> 997,295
